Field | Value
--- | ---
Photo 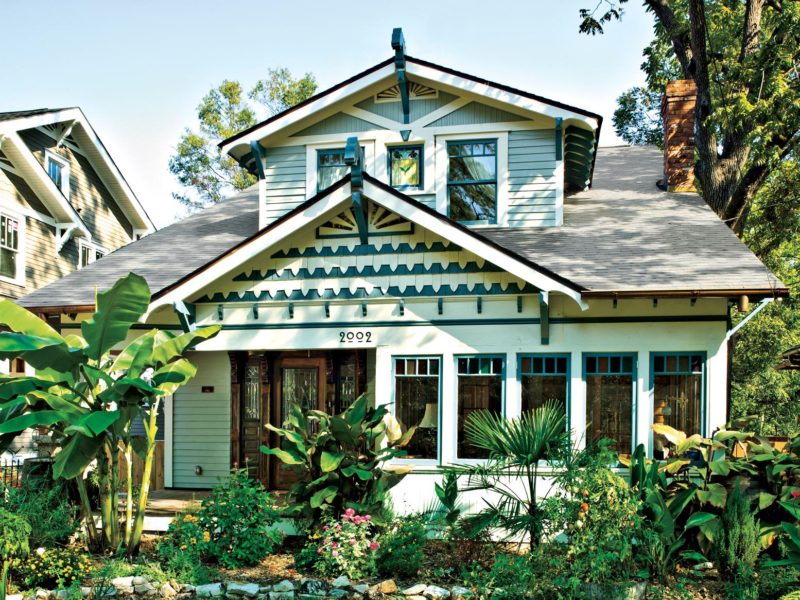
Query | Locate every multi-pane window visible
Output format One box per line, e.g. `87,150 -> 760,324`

46,153 -> 69,197
388,145 -> 423,189
317,147 -> 365,192
519,354 -> 569,419
457,356 -> 504,458
394,357 -> 441,460
447,140 -> 497,223
79,242 -> 105,269
0,214 -> 20,279
652,353 -> 704,459
585,354 -> 636,454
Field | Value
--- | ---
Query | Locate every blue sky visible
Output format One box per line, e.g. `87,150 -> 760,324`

2,1 -> 655,227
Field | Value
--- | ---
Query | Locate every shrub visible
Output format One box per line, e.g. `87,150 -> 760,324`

1,477 -> 78,548
376,515 -> 426,578
716,484 -> 760,598
0,508 -> 30,600
461,552 -> 535,597
15,547 -> 91,590
156,512 -> 204,565
315,508 -> 379,581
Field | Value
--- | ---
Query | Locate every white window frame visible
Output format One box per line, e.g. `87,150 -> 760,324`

0,208 -> 25,286
434,131 -> 509,228
78,239 -> 106,269
305,140 -> 375,200
390,355 -> 443,466
44,150 -> 70,199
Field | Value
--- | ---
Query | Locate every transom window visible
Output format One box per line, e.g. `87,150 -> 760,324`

652,353 -> 704,459
0,213 -> 20,280
457,355 -> 504,459
46,152 -> 69,197
317,147 -> 364,192
447,140 -> 497,223
519,354 -> 569,420
388,145 -> 423,190
393,357 -> 441,460
584,353 -> 636,455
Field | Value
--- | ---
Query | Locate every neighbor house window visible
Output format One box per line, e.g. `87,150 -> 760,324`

79,241 -> 105,269
0,213 -> 20,280
584,353 -> 636,455
447,140 -> 497,223
388,145 -> 423,189
457,355 -> 504,458
519,354 -> 569,420
652,353 -> 704,459
394,357 -> 441,460
46,152 -> 69,197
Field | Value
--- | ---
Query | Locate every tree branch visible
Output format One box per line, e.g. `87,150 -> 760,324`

740,0 -> 766,64
644,0 -> 694,76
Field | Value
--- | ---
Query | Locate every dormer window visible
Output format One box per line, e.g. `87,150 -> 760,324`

45,151 -> 70,198
447,140 -> 497,223
0,213 -> 21,282
388,145 -> 423,190
79,240 -> 105,268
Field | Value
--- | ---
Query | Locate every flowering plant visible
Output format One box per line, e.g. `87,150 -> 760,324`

315,508 -> 379,580
15,547 -> 92,590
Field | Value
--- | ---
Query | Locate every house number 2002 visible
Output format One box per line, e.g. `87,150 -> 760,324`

339,331 -> 372,343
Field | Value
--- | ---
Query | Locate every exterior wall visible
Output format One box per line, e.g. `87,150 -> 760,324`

171,351 -> 231,488
507,130 -> 560,226
263,145 -> 306,224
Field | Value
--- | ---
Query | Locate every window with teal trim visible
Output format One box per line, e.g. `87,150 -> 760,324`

317,149 -> 348,192
520,355 -> 569,419
585,354 -> 635,455
394,357 -> 440,460
457,356 -> 504,458
652,353 -> 704,459
447,140 -> 497,223
388,145 -> 423,190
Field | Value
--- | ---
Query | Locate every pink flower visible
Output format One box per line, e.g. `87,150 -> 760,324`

350,539 -> 357,545
332,542 -> 338,548
792,491 -> 800,499
369,542 -> 378,551
317,547 -> 323,554
345,508 -> 356,517
332,550 -> 338,557
364,515 -> 371,521
323,525 -> 330,530
336,524 -> 342,531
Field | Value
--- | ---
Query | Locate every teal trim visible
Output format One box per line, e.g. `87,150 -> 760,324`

387,144 -> 424,190
249,141 -> 266,180
271,240 -> 461,259
650,351 -> 707,438
518,352 -> 571,429
399,299 -> 405,316
539,292 -> 550,345
288,303 -> 294,319
345,137 -> 368,245
477,296 -> 482,314
391,354 -> 443,463
437,297 -> 443,315
233,261 -> 503,282
218,318 -> 542,331
217,304 -> 223,320
172,301 -> 196,333
583,352 -> 638,454
391,28 -> 410,125
554,118 -> 563,161
251,304 -> 258,319
196,282 -> 540,303
455,354 -> 507,459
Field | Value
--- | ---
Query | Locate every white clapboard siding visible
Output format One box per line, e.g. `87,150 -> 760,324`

172,352 -> 230,488
264,146 -> 306,225
507,130 -> 558,226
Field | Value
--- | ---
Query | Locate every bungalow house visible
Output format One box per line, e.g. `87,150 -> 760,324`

0,107 -> 155,458
17,31 -> 785,509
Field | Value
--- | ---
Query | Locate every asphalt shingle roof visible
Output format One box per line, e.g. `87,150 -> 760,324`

17,146 -> 784,310
0,108 -> 74,123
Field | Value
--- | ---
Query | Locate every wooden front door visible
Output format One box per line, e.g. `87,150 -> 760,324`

235,354 -> 269,482
271,357 -> 326,490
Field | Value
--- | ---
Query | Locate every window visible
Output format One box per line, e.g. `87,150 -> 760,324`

519,354 -> 569,420
316,147 -> 364,193
0,213 -> 20,280
388,145 -> 423,190
79,241 -> 105,268
45,152 -> 69,197
584,353 -> 636,455
457,355 -> 504,458
394,357 -> 440,460
652,353 -> 704,459
447,140 -> 497,223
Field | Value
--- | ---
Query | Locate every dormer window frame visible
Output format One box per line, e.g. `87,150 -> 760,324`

78,239 -> 107,269
44,150 -> 70,199
305,140 -> 375,200
0,207 -> 25,287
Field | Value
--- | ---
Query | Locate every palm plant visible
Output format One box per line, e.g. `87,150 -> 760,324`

445,401 -> 569,546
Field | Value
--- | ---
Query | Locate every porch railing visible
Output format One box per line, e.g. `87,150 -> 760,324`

0,457 -> 23,488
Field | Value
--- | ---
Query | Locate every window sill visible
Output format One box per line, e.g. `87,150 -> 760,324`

0,274 -> 25,287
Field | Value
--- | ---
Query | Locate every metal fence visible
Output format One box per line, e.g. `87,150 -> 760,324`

0,457 -> 23,488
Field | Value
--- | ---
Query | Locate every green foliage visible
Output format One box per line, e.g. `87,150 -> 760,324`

315,508 -> 378,581
0,273 -> 220,556
169,70 -> 317,211
715,484 -> 761,582
1,477 -> 78,548
445,401 -> 569,545
0,508 -> 30,600
15,548 -> 92,590
376,515 -> 427,578
613,86 -> 664,147
461,553 -> 535,598
156,512 -> 205,566
292,543 -> 320,574
262,394 -> 411,522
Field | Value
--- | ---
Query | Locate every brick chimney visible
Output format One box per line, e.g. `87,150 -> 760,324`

661,79 -> 698,192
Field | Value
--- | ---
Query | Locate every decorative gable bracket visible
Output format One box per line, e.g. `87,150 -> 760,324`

391,27 -> 412,141
55,223 -> 77,253
344,136 -> 368,245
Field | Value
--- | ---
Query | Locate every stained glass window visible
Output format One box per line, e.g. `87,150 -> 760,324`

388,145 -> 423,189
447,140 -> 497,223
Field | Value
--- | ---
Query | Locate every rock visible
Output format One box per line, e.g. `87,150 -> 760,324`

694,561 -> 714,571
134,583 -> 155,596
298,579 -> 327,597
132,577 -> 149,587
161,583 -> 178,599
81,588 -> 92,598
176,594 -> 193,600
402,584 -> 427,596
7,595 -> 23,600
346,594 -> 363,600
35,589 -> 50,600
53,592 -> 68,600
258,586 -> 272,594
226,583 -> 259,598
268,593 -> 294,600
377,580 -> 397,595
451,586 -> 473,600
272,581 -> 295,593
331,577 -> 350,589
406,597 -> 427,600
196,584 -> 225,598
112,577 -> 135,594
424,586 -> 450,600
350,585 -> 367,595
179,585 -> 195,594
97,589 -> 118,598
326,590 -> 348,599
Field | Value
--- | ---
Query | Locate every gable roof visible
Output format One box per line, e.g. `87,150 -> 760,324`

18,146 -> 787,312
0,107 -> 155,235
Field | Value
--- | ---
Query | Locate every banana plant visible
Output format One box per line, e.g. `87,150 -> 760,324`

0,273 -> 219,557
262,393 -> 413,522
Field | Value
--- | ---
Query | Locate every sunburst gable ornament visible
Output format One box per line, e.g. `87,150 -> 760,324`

375,82 -> 439,103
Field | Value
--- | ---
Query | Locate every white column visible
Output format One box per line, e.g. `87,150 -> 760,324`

569,352 -> 586,450
636,351 -> 653,456
707,342 -> 728,434
164,394 -> 174,488
374,346 -> 393,409
505,352 -> 520,420
439,351 -> 456,465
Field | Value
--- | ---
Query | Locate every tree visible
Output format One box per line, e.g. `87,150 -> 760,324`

0,274 -> 220,557
613,86 -> 665,147
579,0 -> 800,234
170,69 -> 317,211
